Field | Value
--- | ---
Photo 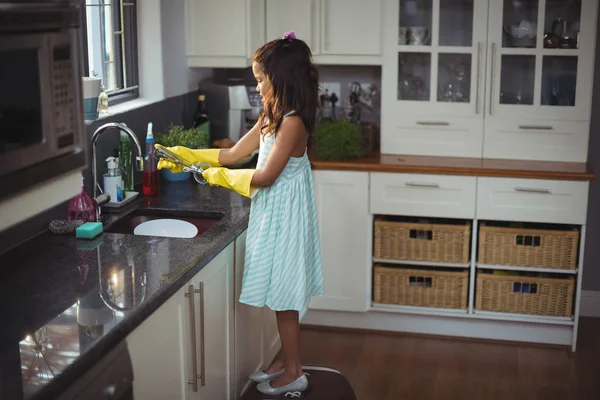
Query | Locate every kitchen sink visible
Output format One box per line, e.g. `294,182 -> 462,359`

104,209 -> 224,238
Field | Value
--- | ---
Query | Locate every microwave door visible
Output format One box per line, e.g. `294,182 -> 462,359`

0,33 -> 55,176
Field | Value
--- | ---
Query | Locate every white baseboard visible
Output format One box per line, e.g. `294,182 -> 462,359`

580,290 -> 600,317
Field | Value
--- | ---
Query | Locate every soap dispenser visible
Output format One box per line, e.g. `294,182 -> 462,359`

104,156 -> 123,203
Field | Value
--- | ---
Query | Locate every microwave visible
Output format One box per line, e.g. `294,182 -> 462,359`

0,1 -> 86,199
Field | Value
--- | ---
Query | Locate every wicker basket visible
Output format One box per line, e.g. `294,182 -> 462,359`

475,272 -> 575,317
373,265 -> 469,309
374,219 -> 470,264
478,223 -> 579,270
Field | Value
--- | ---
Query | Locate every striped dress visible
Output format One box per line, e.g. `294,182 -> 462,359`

239,112 -> 324,312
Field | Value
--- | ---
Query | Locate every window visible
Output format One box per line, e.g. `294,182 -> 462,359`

81,0 -> 139,105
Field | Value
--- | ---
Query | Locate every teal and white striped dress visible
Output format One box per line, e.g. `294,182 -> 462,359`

239,112 -> 324,312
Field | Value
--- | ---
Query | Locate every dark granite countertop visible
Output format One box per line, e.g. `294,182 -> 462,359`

0,180 -> 251,400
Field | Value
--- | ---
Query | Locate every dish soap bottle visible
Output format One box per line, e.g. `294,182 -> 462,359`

104,156 -> 123,203
142,122 -> 160,196
68,174 -> 96,222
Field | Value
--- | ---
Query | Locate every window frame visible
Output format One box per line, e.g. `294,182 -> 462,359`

80,0 -> 139,105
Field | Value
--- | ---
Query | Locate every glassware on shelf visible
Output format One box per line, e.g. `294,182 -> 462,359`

398,52 -> 431,101
437,54 -> 471,103
400,0 -> 432,46
541,56 -> 578,106
500,55 -> 535,105
502,0 -> 538,48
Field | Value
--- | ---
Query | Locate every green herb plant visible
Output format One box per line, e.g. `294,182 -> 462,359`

314,119 -> 364,161
155,123 -> 209,149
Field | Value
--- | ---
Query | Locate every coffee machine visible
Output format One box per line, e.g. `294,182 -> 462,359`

199,78 -> 263,144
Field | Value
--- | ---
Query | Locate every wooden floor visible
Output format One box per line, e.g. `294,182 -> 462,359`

299,317 -> 600,400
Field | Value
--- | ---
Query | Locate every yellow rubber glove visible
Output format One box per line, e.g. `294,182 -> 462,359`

155,145 -> 221,173
201,168 -> 258,198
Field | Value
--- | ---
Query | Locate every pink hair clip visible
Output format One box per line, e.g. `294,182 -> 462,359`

282,31 -> 296,41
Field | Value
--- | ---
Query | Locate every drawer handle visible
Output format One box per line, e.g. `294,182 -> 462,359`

416,121 -> 450,126
514,187 -> 551,194
518,125 -> 554,130
406,182 -> 440,188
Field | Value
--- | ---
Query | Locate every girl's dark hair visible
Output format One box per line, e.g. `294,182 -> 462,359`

253,35 -> 320,137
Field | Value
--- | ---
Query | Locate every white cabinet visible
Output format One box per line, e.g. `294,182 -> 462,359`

310,170 -> 371,312
196,243 -> 235,400
233,230 -> 264,398
265,0 -> 383,65
127,243 -> 234,400
381,0 -> 599,162
370,172 -> 477,219
482,0 -> 598,161
266,0 -> 318,51
127,284 -> 193,400
381,0 -> 489,157
476,177 -> 589,225
185,0 -> 265,67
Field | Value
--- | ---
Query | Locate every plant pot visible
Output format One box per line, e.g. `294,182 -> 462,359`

161,169 -> 191,182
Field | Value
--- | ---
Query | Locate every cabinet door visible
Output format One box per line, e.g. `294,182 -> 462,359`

266,0 -> 318,53
309,171 -> 371,312
195,243 -> 234,400
485,0 -> 596,121
320,0 -> 382,56
127,285 -> 194,400
381,0 -> 488,157
234,230 -> 264,398
185,0 -> 265,67
483,0 -> 597,162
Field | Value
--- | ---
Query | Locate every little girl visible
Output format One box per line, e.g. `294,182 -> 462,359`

158,31 -> 323,395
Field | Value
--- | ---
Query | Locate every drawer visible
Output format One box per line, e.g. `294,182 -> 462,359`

370,173 -> 477,219
476,177 -> 589,225
483,119 -> 589,162
380,115 -> 483,158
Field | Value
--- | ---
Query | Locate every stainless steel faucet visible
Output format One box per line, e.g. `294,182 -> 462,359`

91,122 -> 144,221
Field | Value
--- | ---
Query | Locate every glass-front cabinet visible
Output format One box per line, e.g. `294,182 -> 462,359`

389,0 -> 488,115
381,0 -> 597,161
382,0 -> 489,157
486,0 -> 595,121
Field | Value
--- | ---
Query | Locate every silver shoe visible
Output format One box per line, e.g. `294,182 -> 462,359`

248,368 -> 285,383
256,374 -> 308,395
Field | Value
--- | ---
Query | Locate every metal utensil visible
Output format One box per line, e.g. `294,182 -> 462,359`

154,144 -> 211,184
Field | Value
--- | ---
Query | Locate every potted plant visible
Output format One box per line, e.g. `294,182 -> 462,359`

155,123 -> 210,181
313,119 -> 364,161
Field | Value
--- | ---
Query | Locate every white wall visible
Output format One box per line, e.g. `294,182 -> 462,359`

0,171 -> 82,232
139,0 -> 212,101
160,0 -> 211,98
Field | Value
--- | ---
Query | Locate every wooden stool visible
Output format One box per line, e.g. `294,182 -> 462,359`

240,366 -> 357,400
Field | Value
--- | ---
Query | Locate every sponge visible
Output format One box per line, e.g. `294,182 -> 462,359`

76,222 -> 103,239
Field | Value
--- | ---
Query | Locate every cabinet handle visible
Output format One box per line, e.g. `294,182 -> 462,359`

406,182 -> 440,188
475,42 -> 482,115
185,284 -> 201,392
518,125 -> 554,130
489,42 -> 496,116
514,187 -> 551,194
198,281 -> 206,387
416,121 -> 450,126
